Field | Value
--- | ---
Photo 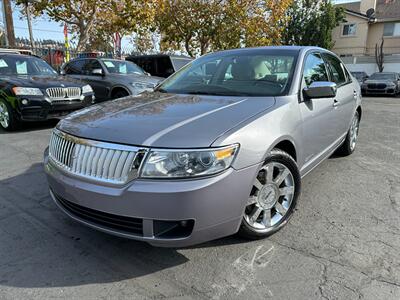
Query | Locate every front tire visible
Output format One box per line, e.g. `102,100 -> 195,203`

336,111 -> 360,156
239,149 -> 301,239
0,98 -> 18,131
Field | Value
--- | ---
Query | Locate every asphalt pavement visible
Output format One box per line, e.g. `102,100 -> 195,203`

0,96 -> 399,300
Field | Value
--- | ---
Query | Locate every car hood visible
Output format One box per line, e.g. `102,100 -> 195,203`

0,75 -> 86,88
363,79 -> 396,84
58,92 -> 275,148
109,73 -> 163,85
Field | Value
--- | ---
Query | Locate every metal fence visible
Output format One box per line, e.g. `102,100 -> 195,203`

2,38 -> 137,71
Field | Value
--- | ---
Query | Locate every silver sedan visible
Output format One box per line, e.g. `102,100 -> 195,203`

44,46 -> 362,247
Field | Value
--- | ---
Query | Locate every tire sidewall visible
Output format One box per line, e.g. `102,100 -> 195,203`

240,149 -> 301,238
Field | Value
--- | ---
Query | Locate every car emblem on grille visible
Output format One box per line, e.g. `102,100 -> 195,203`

61,84 -> 65,87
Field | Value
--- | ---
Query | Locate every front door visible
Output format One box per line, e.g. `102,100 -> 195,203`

298,52 -> 338,171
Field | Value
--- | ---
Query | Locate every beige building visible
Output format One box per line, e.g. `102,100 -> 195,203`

332,0 -> 400,57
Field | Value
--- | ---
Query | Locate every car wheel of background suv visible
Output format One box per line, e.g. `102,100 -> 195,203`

336,110 -> 360,156
239,149 -> 301,239
112,88 -> 130,99
0,99 -> 18,131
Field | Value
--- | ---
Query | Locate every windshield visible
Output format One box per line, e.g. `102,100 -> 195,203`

369,73 -> 396,80
0,55 -> 57,76
351,72 -> 365,79
102,60 -> 145,75
157,51 -> 297,96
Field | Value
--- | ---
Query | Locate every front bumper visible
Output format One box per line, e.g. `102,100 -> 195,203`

362,86 -> 397,95
44,151 -> 260,247
16,95 -> 94,121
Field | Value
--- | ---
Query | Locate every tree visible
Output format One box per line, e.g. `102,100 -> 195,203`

282,0 -> 345,49
156,0 -> 292,57
15,0 -> 156,52
375,38 -> 384,72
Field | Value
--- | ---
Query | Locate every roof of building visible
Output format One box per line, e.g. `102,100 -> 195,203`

337,0 -> 400,21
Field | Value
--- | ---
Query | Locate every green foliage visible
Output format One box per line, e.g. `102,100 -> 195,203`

282,0 -> 345,49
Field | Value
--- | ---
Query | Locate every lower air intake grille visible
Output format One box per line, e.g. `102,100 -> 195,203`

54,193 -> 144,236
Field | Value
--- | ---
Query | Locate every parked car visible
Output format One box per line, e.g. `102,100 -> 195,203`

0,53 -> 94,130
361,72 -> 400,96
61,58 -> 162,102
351,71 -> 368,83
44,46 -> 362,247
126,54 -> 193,78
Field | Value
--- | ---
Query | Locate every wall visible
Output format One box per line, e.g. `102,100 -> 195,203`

341,55 -> 400,75
366,22 -> 400,55
332,14 -> 369,56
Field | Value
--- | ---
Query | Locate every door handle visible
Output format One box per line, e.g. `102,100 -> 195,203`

333,99 -> 340,107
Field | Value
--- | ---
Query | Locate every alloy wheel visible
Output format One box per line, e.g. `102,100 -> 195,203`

244,162 -> 295,231
0,101 -> 9,129
349,112 -> 360,151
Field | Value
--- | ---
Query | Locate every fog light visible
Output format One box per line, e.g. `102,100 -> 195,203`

21,99 -> 28,105
80,95 -> 84,101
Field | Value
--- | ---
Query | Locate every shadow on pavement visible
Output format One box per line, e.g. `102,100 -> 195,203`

0,163 -> 191,288
0,119 -> 59,134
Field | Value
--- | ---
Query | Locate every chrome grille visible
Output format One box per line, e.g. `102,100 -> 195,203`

46,87 -> 81,100
48,129 -> 143,184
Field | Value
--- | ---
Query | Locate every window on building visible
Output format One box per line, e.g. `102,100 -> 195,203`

383,22 -> 400,37
342,24 -> 357,36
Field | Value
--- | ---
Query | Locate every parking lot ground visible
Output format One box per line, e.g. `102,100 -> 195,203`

0,96 -> 399,300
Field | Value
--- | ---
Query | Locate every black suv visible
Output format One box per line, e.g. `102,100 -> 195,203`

0,53 -> 94,130
61,58 -> 161,102
126,54 -> 193,78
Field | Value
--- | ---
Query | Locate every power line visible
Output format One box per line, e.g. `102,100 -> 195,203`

14,25 -> 63,34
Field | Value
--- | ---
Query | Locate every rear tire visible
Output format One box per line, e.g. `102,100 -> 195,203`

336,111 -> 360,156
0,98 -> 18,131
238,149 -> 301,239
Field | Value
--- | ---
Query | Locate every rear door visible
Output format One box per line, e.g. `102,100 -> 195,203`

299,52 -> 338,168
82,59 -> 109,101
322,53 -> 356,136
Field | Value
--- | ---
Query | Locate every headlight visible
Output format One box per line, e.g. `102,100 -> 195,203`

82,85 -> 93,94
12,87 -> 43,96
140,144 -> 239,178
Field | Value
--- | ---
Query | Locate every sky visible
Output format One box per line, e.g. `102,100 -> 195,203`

9,6 -> 131,49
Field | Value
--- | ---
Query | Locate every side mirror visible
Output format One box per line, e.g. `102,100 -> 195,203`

303,81 -> 337,99
91,68 -> 103,76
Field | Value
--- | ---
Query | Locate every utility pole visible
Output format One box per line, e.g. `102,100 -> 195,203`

3,0 -> 15,47
25,1 -> 34,49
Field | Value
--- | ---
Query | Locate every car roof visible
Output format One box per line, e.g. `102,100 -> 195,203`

127,54 -> 192,59
0,53 -> 31,57
371,72 -> 397,74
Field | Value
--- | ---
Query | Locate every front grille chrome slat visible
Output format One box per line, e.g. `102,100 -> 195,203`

46,87 -> 82,102
48,129 -> 143,185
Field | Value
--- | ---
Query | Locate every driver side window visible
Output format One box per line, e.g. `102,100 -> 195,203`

303,53 -> 329,87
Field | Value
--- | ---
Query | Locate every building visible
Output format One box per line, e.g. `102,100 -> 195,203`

332,0 -> 400,57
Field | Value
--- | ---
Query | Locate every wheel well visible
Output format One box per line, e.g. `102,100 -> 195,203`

274,140 -> 297,162
111,87 -> 129,97
356,106 -> 362,120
